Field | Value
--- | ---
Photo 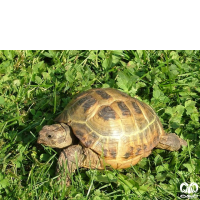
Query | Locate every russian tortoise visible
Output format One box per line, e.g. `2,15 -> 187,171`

37,88 -> 187,184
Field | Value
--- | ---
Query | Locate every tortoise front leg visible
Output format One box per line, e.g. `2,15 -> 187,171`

57,145 -> 102,186
57,145 -> 85,186
156,133 -> 187,151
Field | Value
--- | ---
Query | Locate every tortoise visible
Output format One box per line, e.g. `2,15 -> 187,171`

37,88 -> 187,185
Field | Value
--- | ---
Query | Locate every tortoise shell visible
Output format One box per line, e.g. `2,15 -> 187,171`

55,88 -> 165,167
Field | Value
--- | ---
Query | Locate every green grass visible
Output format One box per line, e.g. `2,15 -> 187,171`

0,50 -> 200,199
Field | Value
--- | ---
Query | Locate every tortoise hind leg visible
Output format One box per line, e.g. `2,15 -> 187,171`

156,133 -> 187,151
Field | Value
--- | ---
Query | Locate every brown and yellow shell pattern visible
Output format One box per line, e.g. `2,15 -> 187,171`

56,88 -> 165,164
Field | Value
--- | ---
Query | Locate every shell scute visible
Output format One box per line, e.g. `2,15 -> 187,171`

131,101 -> 142,114
117,101 -> 131,116
71,122 -> 100,148
98,106 -> 116,120
95,89 -> 111,99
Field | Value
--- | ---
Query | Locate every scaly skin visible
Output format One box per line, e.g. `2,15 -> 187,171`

156,133 -> 187,151
56,145 -> 103,186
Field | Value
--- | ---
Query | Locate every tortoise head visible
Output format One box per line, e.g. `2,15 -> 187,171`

37,123 -> 75,148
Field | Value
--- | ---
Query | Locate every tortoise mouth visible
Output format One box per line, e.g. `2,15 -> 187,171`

37,138 -> 47,145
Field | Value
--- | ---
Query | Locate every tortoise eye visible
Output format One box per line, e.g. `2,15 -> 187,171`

48,134 -> 52,138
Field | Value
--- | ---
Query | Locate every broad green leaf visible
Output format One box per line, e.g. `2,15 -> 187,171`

181,63 -> 191,72
40,153 -> 51,162
0,61 -> 11,74
156,164 -> 169,173
165,107 -> 173,116
32,61 -> 44,74
152,87 -> 170,103
185,100 -> 199,121
42,72 -> 51,80
30,109 -> 35,115
156,173 -> 167,182
191,113 -> 199,122
102,57 -> 112,70
169,105 -> 185,128
185,50 -> 193,55
185,100 -> 197,115
98,50 -> 105,59
112,50 -> 123,56
137,50 -> 143,58
0,96 -> 5,105
3,50 -> 13,60
168,64 -> 179,78
48,50 -> 57,57
88,51 -> 96,61
0,178 -> 9,189
176,105 -> 185,115
188,78 -> 199,87
65,68 -> 76,83
183,163 -> 195,173
13,79 -> 21,86
34,76 -> 43,84
117,71 -> 130,92
154,155 -> 163,165
169,51 -> 179,60
153,89 -> 162,99
43,52 -> 53,58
